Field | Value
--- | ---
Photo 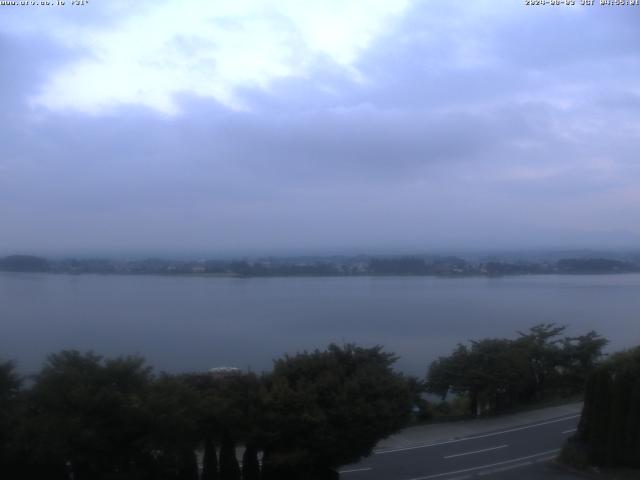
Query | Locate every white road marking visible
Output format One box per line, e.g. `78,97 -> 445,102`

562,428 -> 577,434
375,415 -> 580,455
339,467 -> 373,474
444,444 -> 508,459
406,449 -> 561,480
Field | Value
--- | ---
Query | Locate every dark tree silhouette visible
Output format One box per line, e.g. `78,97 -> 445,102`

26,351 -> 154,479
260,344 -> 412,478
201,437 -> 219,480
0,361 -> 22,475
177,448 -> 199,480
219,433 -> 241,480
568,346 -> 640,468
241,444 -> 260,480
2,344 -> 412,479
428,325 -> 608,416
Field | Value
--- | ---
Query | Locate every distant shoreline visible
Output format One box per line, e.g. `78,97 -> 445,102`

2,270 -> 640,280
2,253 -> 639,278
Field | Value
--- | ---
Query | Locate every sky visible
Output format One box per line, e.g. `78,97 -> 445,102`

1,0 -> 640,257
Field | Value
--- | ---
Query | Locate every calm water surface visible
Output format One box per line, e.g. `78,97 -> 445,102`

1,273 -> 639,375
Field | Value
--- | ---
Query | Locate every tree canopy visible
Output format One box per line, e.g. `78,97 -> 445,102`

567,346 -> 640,468
260,344 -> 411,475
427,324 -> 608,416
0,344 -> 412,480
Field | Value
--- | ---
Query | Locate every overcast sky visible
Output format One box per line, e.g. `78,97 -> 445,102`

1,0 -> 639,256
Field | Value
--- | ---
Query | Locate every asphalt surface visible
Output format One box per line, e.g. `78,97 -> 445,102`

339,413 -> 584,480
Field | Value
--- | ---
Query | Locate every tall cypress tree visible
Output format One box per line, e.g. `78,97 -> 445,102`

588,368 -> 612,465
219,433 -> 241,480
624,379 -> 640,467
202,438 -> 219,480
177,448 -> 199,480
577,372 -> 596,441
569,347 -> 640,469
242,444 -> 260,480
605,370 -> 631,465
259,450 -> 275,480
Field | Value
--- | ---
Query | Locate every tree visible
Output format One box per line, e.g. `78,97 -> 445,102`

560,331 -> 608,393
571,346 -> 640,468
145,374 -> 202,479
177,448 -> 199,480
605,367 -> 633,465
427,344 -> 478,415
469,338 -> 530,412
201,437 -> 218,480
260,344 -> 412,478
242,444 -> 260,480
427,340 -> 530,416
182,370 -> 262,479
588,367 -> 613,465
427,325 -> 608,416
625,382 -> 640,468
219,432 -> 241,480
515,323 -> 566,400
0,361 -> 21,473
0,361 -> 20,399
26,351 -> 154,479
406,376 -> 430,421
426,352 -> 459,401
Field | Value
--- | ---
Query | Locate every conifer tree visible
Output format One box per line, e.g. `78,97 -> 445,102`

605,370 -> 632,465
577,371 -> 596,440
202,438 -> 219,480
178,448 -> 199,480
241,444 -> 260,480
588,367 -> 612,465
219,433 -> 241,480
626,383 -> 640,467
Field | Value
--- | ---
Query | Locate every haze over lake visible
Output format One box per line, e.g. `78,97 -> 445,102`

2,272 -> 639,376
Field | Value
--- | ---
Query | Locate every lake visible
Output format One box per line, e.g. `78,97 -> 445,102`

1,273 -> 639,376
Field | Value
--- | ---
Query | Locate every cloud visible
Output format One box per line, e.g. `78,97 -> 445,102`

28,0 -> 410,114
1,1 -> 640,254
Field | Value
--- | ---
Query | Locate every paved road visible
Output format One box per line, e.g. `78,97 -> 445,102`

339,413 -> 583,480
